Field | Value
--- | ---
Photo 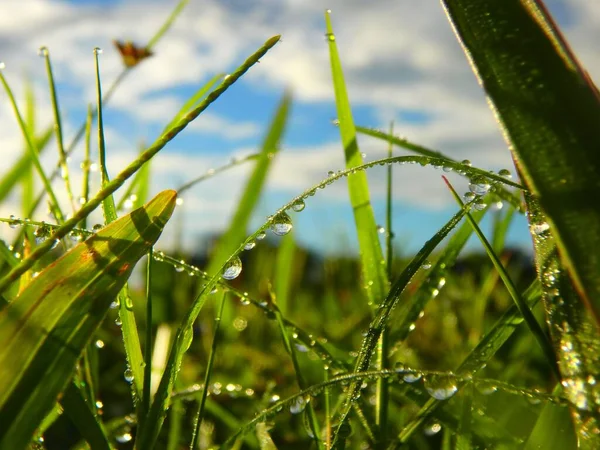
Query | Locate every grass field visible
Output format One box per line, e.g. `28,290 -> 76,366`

0,1 -> 599,449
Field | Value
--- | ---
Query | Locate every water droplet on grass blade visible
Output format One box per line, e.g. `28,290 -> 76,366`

289,396 -> 307,414
222,256 -> 242,280
531,222 -> 550,235
244,240 -> 256,250
469,176 -> 491,196
424,374 -> 458,400
8,215 -> 19,229
498,168 -> 512,178
93,47 -> 103,55
421,260 -> 432,270
461,159 -> 472,167
270,212 -> 292,236
38,46 -> 49,57
325,33 -> 336,42
291,199 -> 305,212
124,368 -> 134,383
256,231 -> 266,240
473,199 -> 487,211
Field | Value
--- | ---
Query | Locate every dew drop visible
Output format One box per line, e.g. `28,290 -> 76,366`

115,316 -> 122,326
463,192 -> 476,202
115,430 -> 132,443
461,159 -> 472,167
327,170 -> 335,177
289,396 -> 307,414
124,368 -> 134,383
8,215 -> 20,229
175,197 -> 184,206
95,339 -> 105,349
92,224 -> 103,232
530,222 -> 550,235
38,46 -> 49,57
498,168 -> 512,179
270,212 -> 293,236
472,199 -> 487,211
404,372 -> 422,383
424,374 -> 458,400
93,47 -> 103,55
377,225 -> 386,234
291,199 -> 305,212
244,240 -> 256,250
325,33 -> 336,42
443,166 -> 453,172
421,260 -> 432,270
239,296 -> 251,306
0,62 -> 5,70
256,231 -> 266,240
469,176 -> 491,196
424,422 -> 442,436
222,256 -> 242,280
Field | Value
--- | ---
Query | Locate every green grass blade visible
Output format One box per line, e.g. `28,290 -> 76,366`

0,35 -> 280,295
60,381 -> 112,450
0,190 -> 176,448
0,70 -> 64,223
274,232 -> 296,315
146,0 -> 189,49
325,11 -> 389,306
190,291 -> 227,449
525,192 -> 600,447
41,47 -> 75,213
444,177 -> 558,377
331,205 -> 470,448
80,104 -> 93,229
94,49 -> 146,418
162,73 -> 223,133
354,125 -> 524,212
441,0 -> 600,322
272,292 -> 322,449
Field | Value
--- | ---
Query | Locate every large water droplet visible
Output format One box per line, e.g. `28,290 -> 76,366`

530,222 -> 550,235
291,199 -> 305,212
244,240 -> 256,250
461,159 -> 472,167
124,368 -> 134,383
498,168 -> 512,179
424,374 -> 458,400
289,396 -> 307,414
222,256 -> 242,280
472,199 -> 487,211
270,212 -> 293,236
256,231 -> 266,240
469,177 -> 491,196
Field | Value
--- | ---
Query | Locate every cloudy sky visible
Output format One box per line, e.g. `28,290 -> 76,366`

0,0 -> 598,257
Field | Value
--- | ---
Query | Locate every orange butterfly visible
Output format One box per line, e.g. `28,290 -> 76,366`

113,40 -> 153,68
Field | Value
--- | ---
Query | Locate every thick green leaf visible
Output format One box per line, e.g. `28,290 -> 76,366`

525,193 -> 600,448
0,190 -> 176,449
441,0 -> 600,322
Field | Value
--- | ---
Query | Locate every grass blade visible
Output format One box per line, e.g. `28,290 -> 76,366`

354,125 -> 524,212
0,190 -> 176,448
441,0 -> 600,322
60,381 -> 112,450
525,192 -> 600,448
443,176 -> 558,378
331,205 -> 470,448
325,11 -> 388,306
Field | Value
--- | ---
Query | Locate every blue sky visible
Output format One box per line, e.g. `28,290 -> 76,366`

0,0 -> 598,257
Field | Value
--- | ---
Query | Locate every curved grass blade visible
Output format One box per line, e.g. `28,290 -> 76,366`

525,192 -> 600,448
0,190 -> 176,448
441,0 -> 600,322
330,205 -> 470,448
0,35 -> 280,295
355,125 -> 524,212
443,177 -> 558,378
325,11 -> 389,306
